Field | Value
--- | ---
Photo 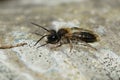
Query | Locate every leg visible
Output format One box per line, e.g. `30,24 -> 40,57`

79,41 -> 97,51
55,41 -> 62,48
50,41 -> 63,49
66,38 -> 73,52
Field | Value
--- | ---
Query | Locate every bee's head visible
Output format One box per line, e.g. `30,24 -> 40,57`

47,30 -> 60,44
31,22 -> 61,47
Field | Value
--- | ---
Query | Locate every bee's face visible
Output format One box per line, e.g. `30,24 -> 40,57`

46,30 -> 60,44
46,29 -> 69,44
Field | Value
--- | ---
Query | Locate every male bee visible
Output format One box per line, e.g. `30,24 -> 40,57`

31,22 -> 99,51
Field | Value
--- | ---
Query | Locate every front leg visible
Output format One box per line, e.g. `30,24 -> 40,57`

50,41 -> 63,50
55,41 -> 62,48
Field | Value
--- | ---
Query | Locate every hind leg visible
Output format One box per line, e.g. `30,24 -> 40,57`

79,40 -> 97,51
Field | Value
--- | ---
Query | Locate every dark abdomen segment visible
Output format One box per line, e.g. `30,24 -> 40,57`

73,32 -> 98,43
79,32 -> 97,43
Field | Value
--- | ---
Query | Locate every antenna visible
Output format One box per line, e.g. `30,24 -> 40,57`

31,22 -> 50,32
34,35 -> 48,46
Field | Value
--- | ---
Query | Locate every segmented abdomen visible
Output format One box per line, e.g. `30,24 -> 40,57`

73,32 -> 98,43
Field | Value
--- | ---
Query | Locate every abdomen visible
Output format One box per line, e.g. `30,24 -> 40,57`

73,32 -> 99,43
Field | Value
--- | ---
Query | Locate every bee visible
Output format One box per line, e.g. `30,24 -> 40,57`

31,22 -> 99,52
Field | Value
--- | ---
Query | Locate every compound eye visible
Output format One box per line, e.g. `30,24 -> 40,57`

47,34 -> 58,44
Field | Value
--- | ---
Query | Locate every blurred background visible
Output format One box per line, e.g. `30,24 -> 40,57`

0,0 -> 120,80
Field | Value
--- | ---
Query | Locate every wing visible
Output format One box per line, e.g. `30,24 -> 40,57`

71,27 -> 95,33
71,27 -> 100,43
